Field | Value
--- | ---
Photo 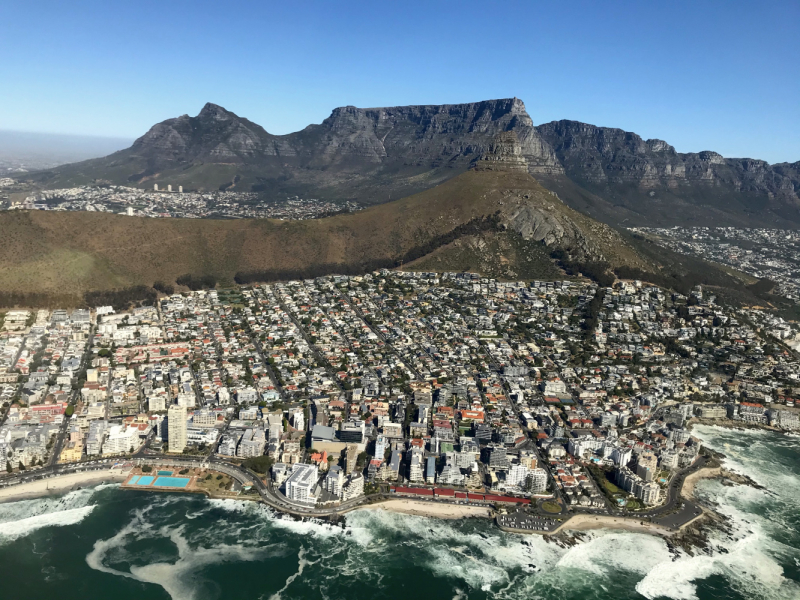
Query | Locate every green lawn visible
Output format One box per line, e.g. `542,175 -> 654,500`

541,500 -> 562,513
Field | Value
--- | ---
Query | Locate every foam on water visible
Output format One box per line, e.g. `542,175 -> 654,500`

556,531 -> 671,576
631,426 -> 800,600
0,486 -> 100,543
86,501 -> 287,600
0,505 -> 96,542
267,546 -> 318,600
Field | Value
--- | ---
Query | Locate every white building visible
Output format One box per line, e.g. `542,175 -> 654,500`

342,473 -> 364,501
102,424 -> 140,455
527,468 -> 548,494
284,463 -> 318,504
168,404 -> 188,453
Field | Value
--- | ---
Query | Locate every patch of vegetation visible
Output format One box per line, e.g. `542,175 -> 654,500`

541,500 -> 562,513
84,285 -> 157,310
153,281 -> 175,295
241,455 -> 274,475
551,248 -> 615,287
176,274 -> 218,290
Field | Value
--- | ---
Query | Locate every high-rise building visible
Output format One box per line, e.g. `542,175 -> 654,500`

167,404 -> 187,453
527,468 -> 548,494
284,463 -> 318,504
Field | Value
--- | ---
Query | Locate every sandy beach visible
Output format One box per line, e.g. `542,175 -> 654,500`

0,469 -> 130,504
356,498 -> 492,519
553,514 -> 673,536
681,466 -> 722,500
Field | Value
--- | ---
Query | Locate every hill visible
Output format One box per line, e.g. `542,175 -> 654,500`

1,136 -> 767,312
0,150 -> 647,301
23,99 -> 800,227
26,99 -> 561,205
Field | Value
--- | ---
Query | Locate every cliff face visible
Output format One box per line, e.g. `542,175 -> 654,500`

535,120 -> 800,226
129,98 -> 562,172
30,100 -> 799,226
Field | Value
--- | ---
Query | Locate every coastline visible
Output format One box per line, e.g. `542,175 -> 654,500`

549,514 -> 673,536
355,498 -> 492,520
0,469 -> 129,504
681,466 -> 722,501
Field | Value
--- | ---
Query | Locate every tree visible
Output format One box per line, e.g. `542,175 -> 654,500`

242,455 -> 274,475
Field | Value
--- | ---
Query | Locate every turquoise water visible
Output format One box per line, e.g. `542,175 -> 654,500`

135,476 -> 155,486
0,426 -> 797,600
128,475 -> 140,485
157,471 -> 173,476
153,477 -> 190,488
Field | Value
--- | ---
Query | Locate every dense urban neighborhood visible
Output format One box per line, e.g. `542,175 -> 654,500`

0,181 -> 358,220
634,227 -> 800,307
2,270 -> 798,527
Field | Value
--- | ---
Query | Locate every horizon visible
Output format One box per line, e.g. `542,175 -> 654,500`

1,1 -> 798,163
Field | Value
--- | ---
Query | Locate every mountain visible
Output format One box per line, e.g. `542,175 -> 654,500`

1,135 -> 764,312
535,120 -> 800,228
0,137 -> 645,298
24,99 -> 800,226
29,99 -> 562,203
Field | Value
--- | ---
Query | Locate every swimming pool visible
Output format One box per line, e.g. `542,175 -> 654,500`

128,475 -> 140,485
153,476 -> 190,488
157,470 -> 173,476
136,476 -> 155,486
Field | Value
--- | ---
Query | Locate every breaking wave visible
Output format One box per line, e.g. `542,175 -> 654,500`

0,486 -> 99,543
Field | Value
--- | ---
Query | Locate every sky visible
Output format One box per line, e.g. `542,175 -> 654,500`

1,0 -> 798,163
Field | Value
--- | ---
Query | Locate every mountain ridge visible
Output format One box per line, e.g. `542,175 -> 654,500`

23,98 -> 800,226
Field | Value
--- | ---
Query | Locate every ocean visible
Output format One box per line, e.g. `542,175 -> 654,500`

0,425 -> 798,600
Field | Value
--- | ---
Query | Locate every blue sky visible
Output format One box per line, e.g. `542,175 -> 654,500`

1,0 -> 798,163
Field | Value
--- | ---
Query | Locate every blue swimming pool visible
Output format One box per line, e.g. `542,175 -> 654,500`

153,476 -> 190,488
128,475 -> 140,485
157,470 -> 173,476
136,476 -> 155,486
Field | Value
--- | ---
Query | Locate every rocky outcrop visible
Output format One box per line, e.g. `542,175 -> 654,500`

32,100 -> 799,226
473,132 -> 530,172
536,120 -> 800,202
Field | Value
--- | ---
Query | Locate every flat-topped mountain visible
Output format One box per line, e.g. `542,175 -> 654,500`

26,98 -> 800,226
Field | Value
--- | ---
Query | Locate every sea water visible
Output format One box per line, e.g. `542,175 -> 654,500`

0,426 -> 797,600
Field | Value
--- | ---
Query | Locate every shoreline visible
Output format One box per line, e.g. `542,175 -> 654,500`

681,466 -> 722,501
548,514 -> 674,537
0,469 -> 129,504
355,498 -> 492,520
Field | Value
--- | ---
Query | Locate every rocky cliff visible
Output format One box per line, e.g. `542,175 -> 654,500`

535,120 -> 800,227
27,99 -> 799,226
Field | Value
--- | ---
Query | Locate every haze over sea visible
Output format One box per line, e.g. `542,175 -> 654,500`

0,425 -> 798,600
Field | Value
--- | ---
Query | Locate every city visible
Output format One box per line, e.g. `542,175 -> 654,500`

2,271 -> 797,532
0,181 -> 359,220
633,226 -> 800,306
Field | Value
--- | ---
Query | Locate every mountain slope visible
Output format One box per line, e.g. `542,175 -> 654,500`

1,158 -> 646,296
536,120 -> 800,227
29,99 -> 562,203
24,99 -> 800,226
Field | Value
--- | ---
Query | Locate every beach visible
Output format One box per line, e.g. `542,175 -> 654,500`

357,498 -> 492,519
552,513 -> 673,536
0,469 -> 130,504
681,466 -> 722,500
